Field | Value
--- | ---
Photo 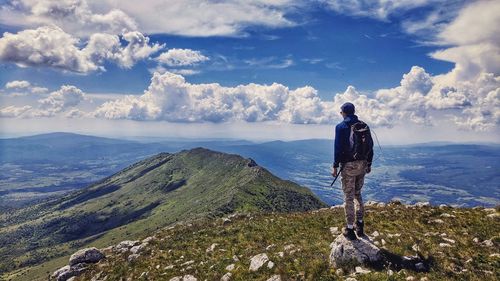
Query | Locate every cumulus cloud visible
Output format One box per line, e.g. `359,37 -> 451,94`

91,0 -> 296,37
0,25 -> 163,73
3,80 -> 49,95
93,71 -> 336,124
0,105 -> 33,118
430,0 -> 500,82
0,0 -> 137,37
0,84 -> 88,117
1,66 -> 498,132
5,80 -> 31,89
157,48 -> 209,67
38,85 -> 86,114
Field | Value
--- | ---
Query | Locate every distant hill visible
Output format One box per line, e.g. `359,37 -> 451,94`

0,148 -> 326,276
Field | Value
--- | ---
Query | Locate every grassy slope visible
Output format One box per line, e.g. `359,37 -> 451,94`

74,204 -> 500,281
0,148 -> 326,280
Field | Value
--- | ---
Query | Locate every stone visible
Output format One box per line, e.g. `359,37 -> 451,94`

482,239 -> 494,247
52,263 -> 88,281
130,243 -> 147,254
142,236 -> 156,244
371,231 -> 380,238
128,254 -> 140,262
442,238 -> 455,244
406,277 -> 415,281
284,244 -> 299,254
267,261 -> 275,269
249,253 -> 269,271
266,244 -> 276,250
206,243 -> 218,253
171,275 -> 197,281
220,272 -> 232,281
414,202 -> 430,207
330,227 -> 340,235
365,201 -> 378,206
329,234 -> 382,268
439,243 -> 452,247
266,275 -> 281,281
355,266 -> 371,274
277,251 -> 284,258
489,253 -> 500,258
232,255 -> 240,262
345,278 -> 357,281
69,248 -> 105,266
225,264 -> 235,271
440,213 -> 455,218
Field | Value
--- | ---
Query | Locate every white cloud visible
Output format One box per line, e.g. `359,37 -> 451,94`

321,0 -> 439,20
3,80 -> 48,95
244,56 -> 294,69
0,105 -> 32,117
0,84 -> 89,118
0,0 -> 137,37
0,25 -> 163,73
1,66 -> 498,133
93,71 -> 334,124
5,80 -> 31,89
430,0 -> 500,82
91,0 -> 296,37
157,48 -> 209,67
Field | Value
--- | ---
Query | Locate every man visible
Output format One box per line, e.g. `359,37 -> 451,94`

332,102 -> 373,240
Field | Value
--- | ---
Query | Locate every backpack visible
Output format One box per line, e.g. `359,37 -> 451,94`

349,121 -> 373,161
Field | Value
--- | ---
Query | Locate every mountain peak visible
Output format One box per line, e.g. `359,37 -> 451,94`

1,149 -> 326,277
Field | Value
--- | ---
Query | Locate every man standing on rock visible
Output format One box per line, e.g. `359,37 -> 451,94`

332,102 -> 374,240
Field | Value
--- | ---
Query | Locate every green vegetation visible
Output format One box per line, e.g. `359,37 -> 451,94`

76,204 -> 499,281
0,148 -> 325,280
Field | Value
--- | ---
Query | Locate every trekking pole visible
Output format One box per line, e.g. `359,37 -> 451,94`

330,164 -> 344,186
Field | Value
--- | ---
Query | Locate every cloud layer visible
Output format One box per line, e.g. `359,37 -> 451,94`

0,25 -> 163,73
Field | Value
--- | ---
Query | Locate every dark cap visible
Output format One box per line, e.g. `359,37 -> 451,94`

341,102 -> 355,114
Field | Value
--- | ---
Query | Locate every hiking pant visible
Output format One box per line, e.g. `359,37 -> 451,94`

341,160 -> 367,226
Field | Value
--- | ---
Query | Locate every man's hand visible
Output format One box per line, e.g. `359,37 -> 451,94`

365,165 -> 371,174
331,167 -> 338,177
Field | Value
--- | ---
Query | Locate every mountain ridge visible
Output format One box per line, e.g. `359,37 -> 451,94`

0,148 -> 326,278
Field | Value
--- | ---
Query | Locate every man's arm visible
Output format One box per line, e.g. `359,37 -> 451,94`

333,124 -> 342,168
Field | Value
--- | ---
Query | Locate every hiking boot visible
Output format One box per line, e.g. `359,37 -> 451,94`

355,221 -> 365,237
343,227 -> 357,240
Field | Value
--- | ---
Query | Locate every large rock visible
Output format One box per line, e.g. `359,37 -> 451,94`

52,248 -> 106,280
51,263 -> 87,281
249,253 -> 269,271
329,234 -> 382,268
69,247 -> 105,266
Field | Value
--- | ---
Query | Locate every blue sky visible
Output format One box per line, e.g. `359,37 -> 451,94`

0,4 -> 454,97
0,0 -> 498,143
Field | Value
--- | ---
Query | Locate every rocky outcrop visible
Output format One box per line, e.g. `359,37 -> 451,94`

69,247 -> 105,266
249,253 -> 270,271
329,232 -> 430,273
329,234 -> 382,268
52,248 -> 105,281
